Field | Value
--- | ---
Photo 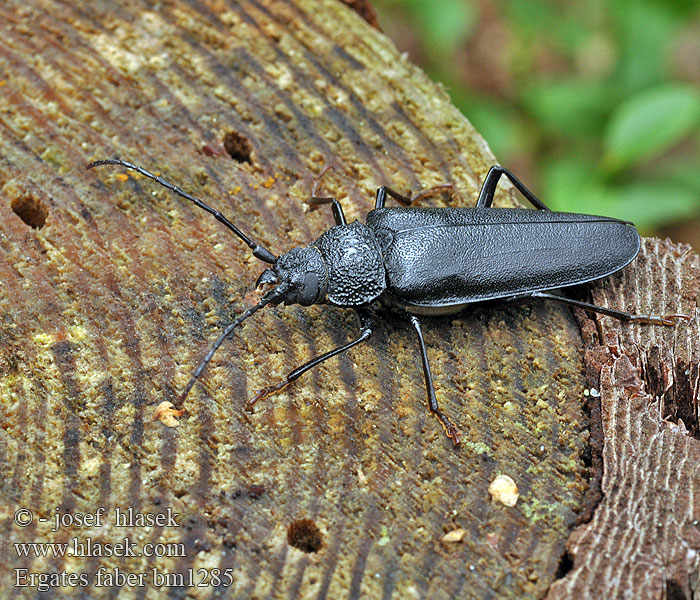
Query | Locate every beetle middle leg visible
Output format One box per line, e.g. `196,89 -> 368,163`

247,310 -> 375,408
408,314 -> 462,447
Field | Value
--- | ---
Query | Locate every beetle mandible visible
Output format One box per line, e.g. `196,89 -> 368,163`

87,159 -> 689,446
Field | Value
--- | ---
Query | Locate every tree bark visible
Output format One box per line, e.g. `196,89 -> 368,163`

0,1 -> 697,599
547,237 -> 700,600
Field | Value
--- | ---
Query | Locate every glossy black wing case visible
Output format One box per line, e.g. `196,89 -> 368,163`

366,207 -> 641,310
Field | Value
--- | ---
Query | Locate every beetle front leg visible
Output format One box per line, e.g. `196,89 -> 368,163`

305,196 -> 347,226
374,184 -> 454,209
408,315 -> 462,447
247,310 -> 374,408
305,164 -> 347,225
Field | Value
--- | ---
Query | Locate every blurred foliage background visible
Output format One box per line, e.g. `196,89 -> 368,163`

372,0 -> 700,249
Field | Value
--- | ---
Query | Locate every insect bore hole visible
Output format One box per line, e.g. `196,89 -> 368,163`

11,194 -> 48,229
223,130 -> 253,164
555,549 -> 574,579
287,518 -> 323,553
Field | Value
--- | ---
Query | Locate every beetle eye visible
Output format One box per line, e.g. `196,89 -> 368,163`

297,272 -> 319,306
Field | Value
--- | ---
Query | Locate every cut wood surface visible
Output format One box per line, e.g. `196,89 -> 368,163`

0,1 -> 697,599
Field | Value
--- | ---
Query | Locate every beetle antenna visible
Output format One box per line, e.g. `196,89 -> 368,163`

176,283 -> 289,407
87,158 -> 277,264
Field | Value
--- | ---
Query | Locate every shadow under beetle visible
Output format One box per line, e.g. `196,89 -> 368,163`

88,159 -> 689,446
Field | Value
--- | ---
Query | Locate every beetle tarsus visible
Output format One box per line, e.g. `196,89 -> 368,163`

436,413 -> 462,447
408,184 -> 455,206
310,164 -> 335,198
665,313 -> 693,324
247,380 -> 291,411
632,313 -> 692,326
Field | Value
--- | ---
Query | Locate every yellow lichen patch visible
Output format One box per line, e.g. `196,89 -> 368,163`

32,332 -> 57,348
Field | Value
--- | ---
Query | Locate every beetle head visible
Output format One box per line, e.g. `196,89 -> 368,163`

258,246 -> 328,307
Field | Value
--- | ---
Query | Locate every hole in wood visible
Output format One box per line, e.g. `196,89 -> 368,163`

223,131 -> 252,163
554,549 -> 574,579
666,578 -> 688,600
287,518 -> 322,553
645,358 -> 699,439
11,194 -> 48,229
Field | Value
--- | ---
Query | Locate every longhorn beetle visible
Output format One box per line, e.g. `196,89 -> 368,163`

87,159 -> 689,446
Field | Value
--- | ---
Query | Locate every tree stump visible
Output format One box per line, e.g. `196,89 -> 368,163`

0,1 -> 697,598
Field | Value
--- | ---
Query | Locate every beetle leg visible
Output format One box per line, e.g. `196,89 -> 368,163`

528,291 -> 691,326
408,315 -> 462,447
305,165 -> 347,225
247,310 -> 374,409
305,196 -> 347,226
374,184 -> 454,209
311,164 -> 335,197
476,166 -> 550,210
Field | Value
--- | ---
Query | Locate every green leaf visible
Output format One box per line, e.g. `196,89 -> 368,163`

611,181 -> 699,230
453,96 -> 524,162
571,181 -> 698,230
603,85 -> 700,171
405,0 -> 475,60
522,79 -> 620,138
610,0 -> 679,90
665,164 -> 700,194
541,158 -> 595,213
542,159 -> 699,229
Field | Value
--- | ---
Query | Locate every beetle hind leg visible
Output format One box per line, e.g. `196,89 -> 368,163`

528,291 -> 691,326
476,166 -> 550,210
409,315 -> 462,447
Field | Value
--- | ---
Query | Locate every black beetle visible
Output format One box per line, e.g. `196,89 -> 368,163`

87,159 -> 689,446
